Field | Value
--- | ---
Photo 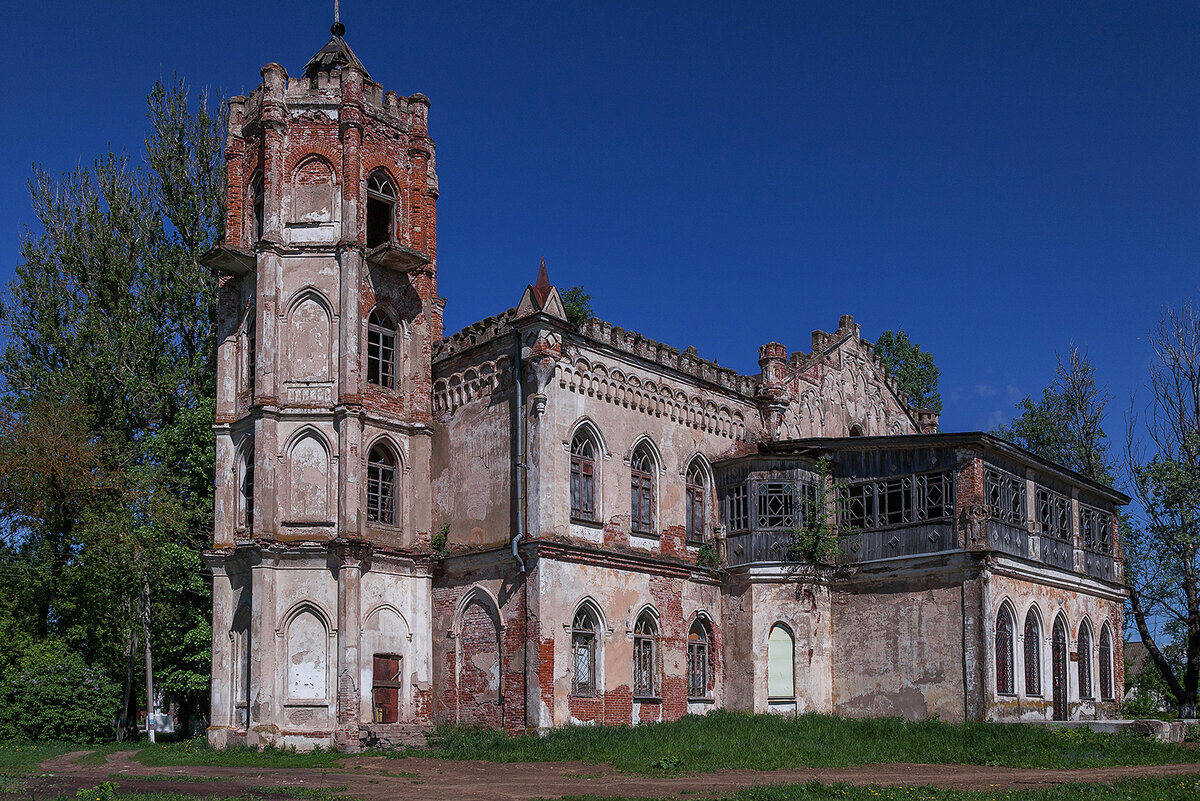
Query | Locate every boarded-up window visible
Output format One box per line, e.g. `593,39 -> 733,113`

287,295 -> 332,382
767,623 -> 794,699
372,654 -> 401,724
291,157 -> 335,224
232,606 -> 251,729
289,433 -> 330,521
287,609 -> 327,700
460,601 -> 501,707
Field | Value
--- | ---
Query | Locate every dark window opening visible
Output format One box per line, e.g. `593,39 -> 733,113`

366,172 -> 396,248
1024,613 -> 1042,696
996,608 -> 1015,695
838,471 -> 953,532
633,612 -> 658,698
367,445 -> 397,526
985,468 -> 1025,525
571,607 -> 598,696
251,176 -> 264,242
241,447 -> 254,532
685,460 -> 707,544
726,484 -> 749,531
372,654 -> 402,724
687,620 -> 712,699
367,309 -> 397,389
245,315 -> 256,396
570,432 -> 597,521
1078,624 -> 1093,700
630,445 -> 655,534
1099,626 -> 1114,701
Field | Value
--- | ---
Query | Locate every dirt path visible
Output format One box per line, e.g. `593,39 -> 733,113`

26,750 -> 1200,800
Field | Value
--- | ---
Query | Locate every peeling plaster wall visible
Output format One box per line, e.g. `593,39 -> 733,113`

831,568 -> 968,722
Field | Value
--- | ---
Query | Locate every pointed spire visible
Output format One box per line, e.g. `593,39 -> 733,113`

532,256 -> 551,307
304,1 -> 369,80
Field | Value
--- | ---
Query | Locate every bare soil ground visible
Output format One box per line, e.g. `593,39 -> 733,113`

27,749 -> 1200,801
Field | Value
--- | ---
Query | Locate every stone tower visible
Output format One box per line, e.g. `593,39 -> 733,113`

205,20 -> 440,750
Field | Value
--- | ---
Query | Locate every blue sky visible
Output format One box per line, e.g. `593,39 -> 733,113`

1,1 -> 1197,436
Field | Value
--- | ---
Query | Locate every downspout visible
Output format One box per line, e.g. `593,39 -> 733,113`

512,329 -> 526,572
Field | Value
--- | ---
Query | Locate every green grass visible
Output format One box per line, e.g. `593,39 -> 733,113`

539,775 -> 1200,801
0,741 -> 83,773
409,710 -> 1200,774
132,740 -> 344,769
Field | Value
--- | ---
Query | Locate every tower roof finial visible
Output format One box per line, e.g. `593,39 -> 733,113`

331,0 -> 345,37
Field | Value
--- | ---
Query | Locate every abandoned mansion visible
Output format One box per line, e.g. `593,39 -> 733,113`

203,24 -> 1129,750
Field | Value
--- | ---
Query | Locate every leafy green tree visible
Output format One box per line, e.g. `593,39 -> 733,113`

994,345 -> 1112,484
1124,297 -> 1200,718
873,329 -> 942,413
0,639 -> 120,743
562,285 -> 594,331
0,76 -> 223,740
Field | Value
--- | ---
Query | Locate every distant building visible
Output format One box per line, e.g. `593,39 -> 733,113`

204,22 -> 1128,750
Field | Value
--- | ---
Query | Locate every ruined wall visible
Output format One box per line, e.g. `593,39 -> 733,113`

831,564 -> 968,722
533,556 -> 723,729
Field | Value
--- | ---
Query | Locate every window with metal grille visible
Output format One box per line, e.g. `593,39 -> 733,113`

367,309 -> 397,389
372,654 -> 401,724
1024,612 -> 1042,696
630,445 -> 655,534
996,607 -> 1015,695
366,171 -> 396,248
570,431 -> 597,521
1079,505 -> 1113,552
1078,623 -> 1093,699
838,471 -> 954,531
726,484 -> 749,532
367,445 -> 397,526
758,482 -> 798,529
687,620 -> 712,699
1099,624 -> 1114,701
985,468 -> 1025,525
571,607 -> 598,696
240,446 -> 254,532
685,460 -> 707,544
633,612 -> 658,698
1036,487 -> 1071,540
250,175 -> 264,242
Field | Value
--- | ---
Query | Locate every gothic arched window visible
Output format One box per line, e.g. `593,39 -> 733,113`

367,444 -> 398,526
687,619 -> 712,699
633,611 -> 658,698
366,171 -> 396,248
1024,611 -> 1042,696
239,444 -> 254,532
630,443 -> 656,535
1099,623 -> 1114,701
996,605 -> 1015,695
571,605 -> 598,696
244,313 -> 256,396
1078,621 -> 1093,700
570,429 -> 598,522
250,175 -> 264,242
367,309 -> 397,389
685,458 -> 708,544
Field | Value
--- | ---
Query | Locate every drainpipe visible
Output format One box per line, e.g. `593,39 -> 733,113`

512,329 -> 526,572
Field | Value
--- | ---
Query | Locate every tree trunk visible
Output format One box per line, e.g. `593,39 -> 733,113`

141,571 -> 156,744
1127,579 -> 1186,704
119,624 -> 138,741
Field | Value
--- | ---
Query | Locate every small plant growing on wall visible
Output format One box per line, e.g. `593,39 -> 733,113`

696,542 -> 721,569
431,521 -> 451,556
788,458 -> 841,565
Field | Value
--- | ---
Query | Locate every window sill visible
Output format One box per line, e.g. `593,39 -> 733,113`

633,696 -> 661,704
569,692 -> 598,699
572,518 -> 603,529
687,697 -> 715,704
996,692 -> 1017,698
631,530 -> 656,538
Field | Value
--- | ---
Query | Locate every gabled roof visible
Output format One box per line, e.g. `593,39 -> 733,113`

304,22 -> 370,80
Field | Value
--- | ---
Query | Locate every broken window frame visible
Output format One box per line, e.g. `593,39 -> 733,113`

757,481 -> 808,530
996,606 -> 1015,695
1079,505 -> 1113,553
570,432 -> 597,522
837,470 -> 954,533
632,612 -> 658,699
686,619 -> 713,699
726,484 -> 750,532
367,308 -> 398,389
685,460 -> 707,544
366,445 -> 398,527
630,445 -> 656,535
571,607 -> 598,696
244,312 -> 256,396
250,174 -> 264,242
1035,486 -> 1072,541
366,170 -> 397,248
240,445 -> 254,533
985,467 -> 1026,526
372,653 -> 402,724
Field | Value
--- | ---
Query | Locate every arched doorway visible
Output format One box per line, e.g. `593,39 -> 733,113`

1052,615 -> 1069,721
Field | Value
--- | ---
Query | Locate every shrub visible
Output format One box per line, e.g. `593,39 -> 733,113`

0,639 -> 120,743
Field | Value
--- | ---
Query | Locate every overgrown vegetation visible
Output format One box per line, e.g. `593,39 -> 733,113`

562,285 -> 594,331
788,460 -> 839,565
873,329 -> 942,414
411,711 -> 1200,774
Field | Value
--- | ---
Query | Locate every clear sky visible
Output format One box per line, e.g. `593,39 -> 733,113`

1,1 -> 1197,435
